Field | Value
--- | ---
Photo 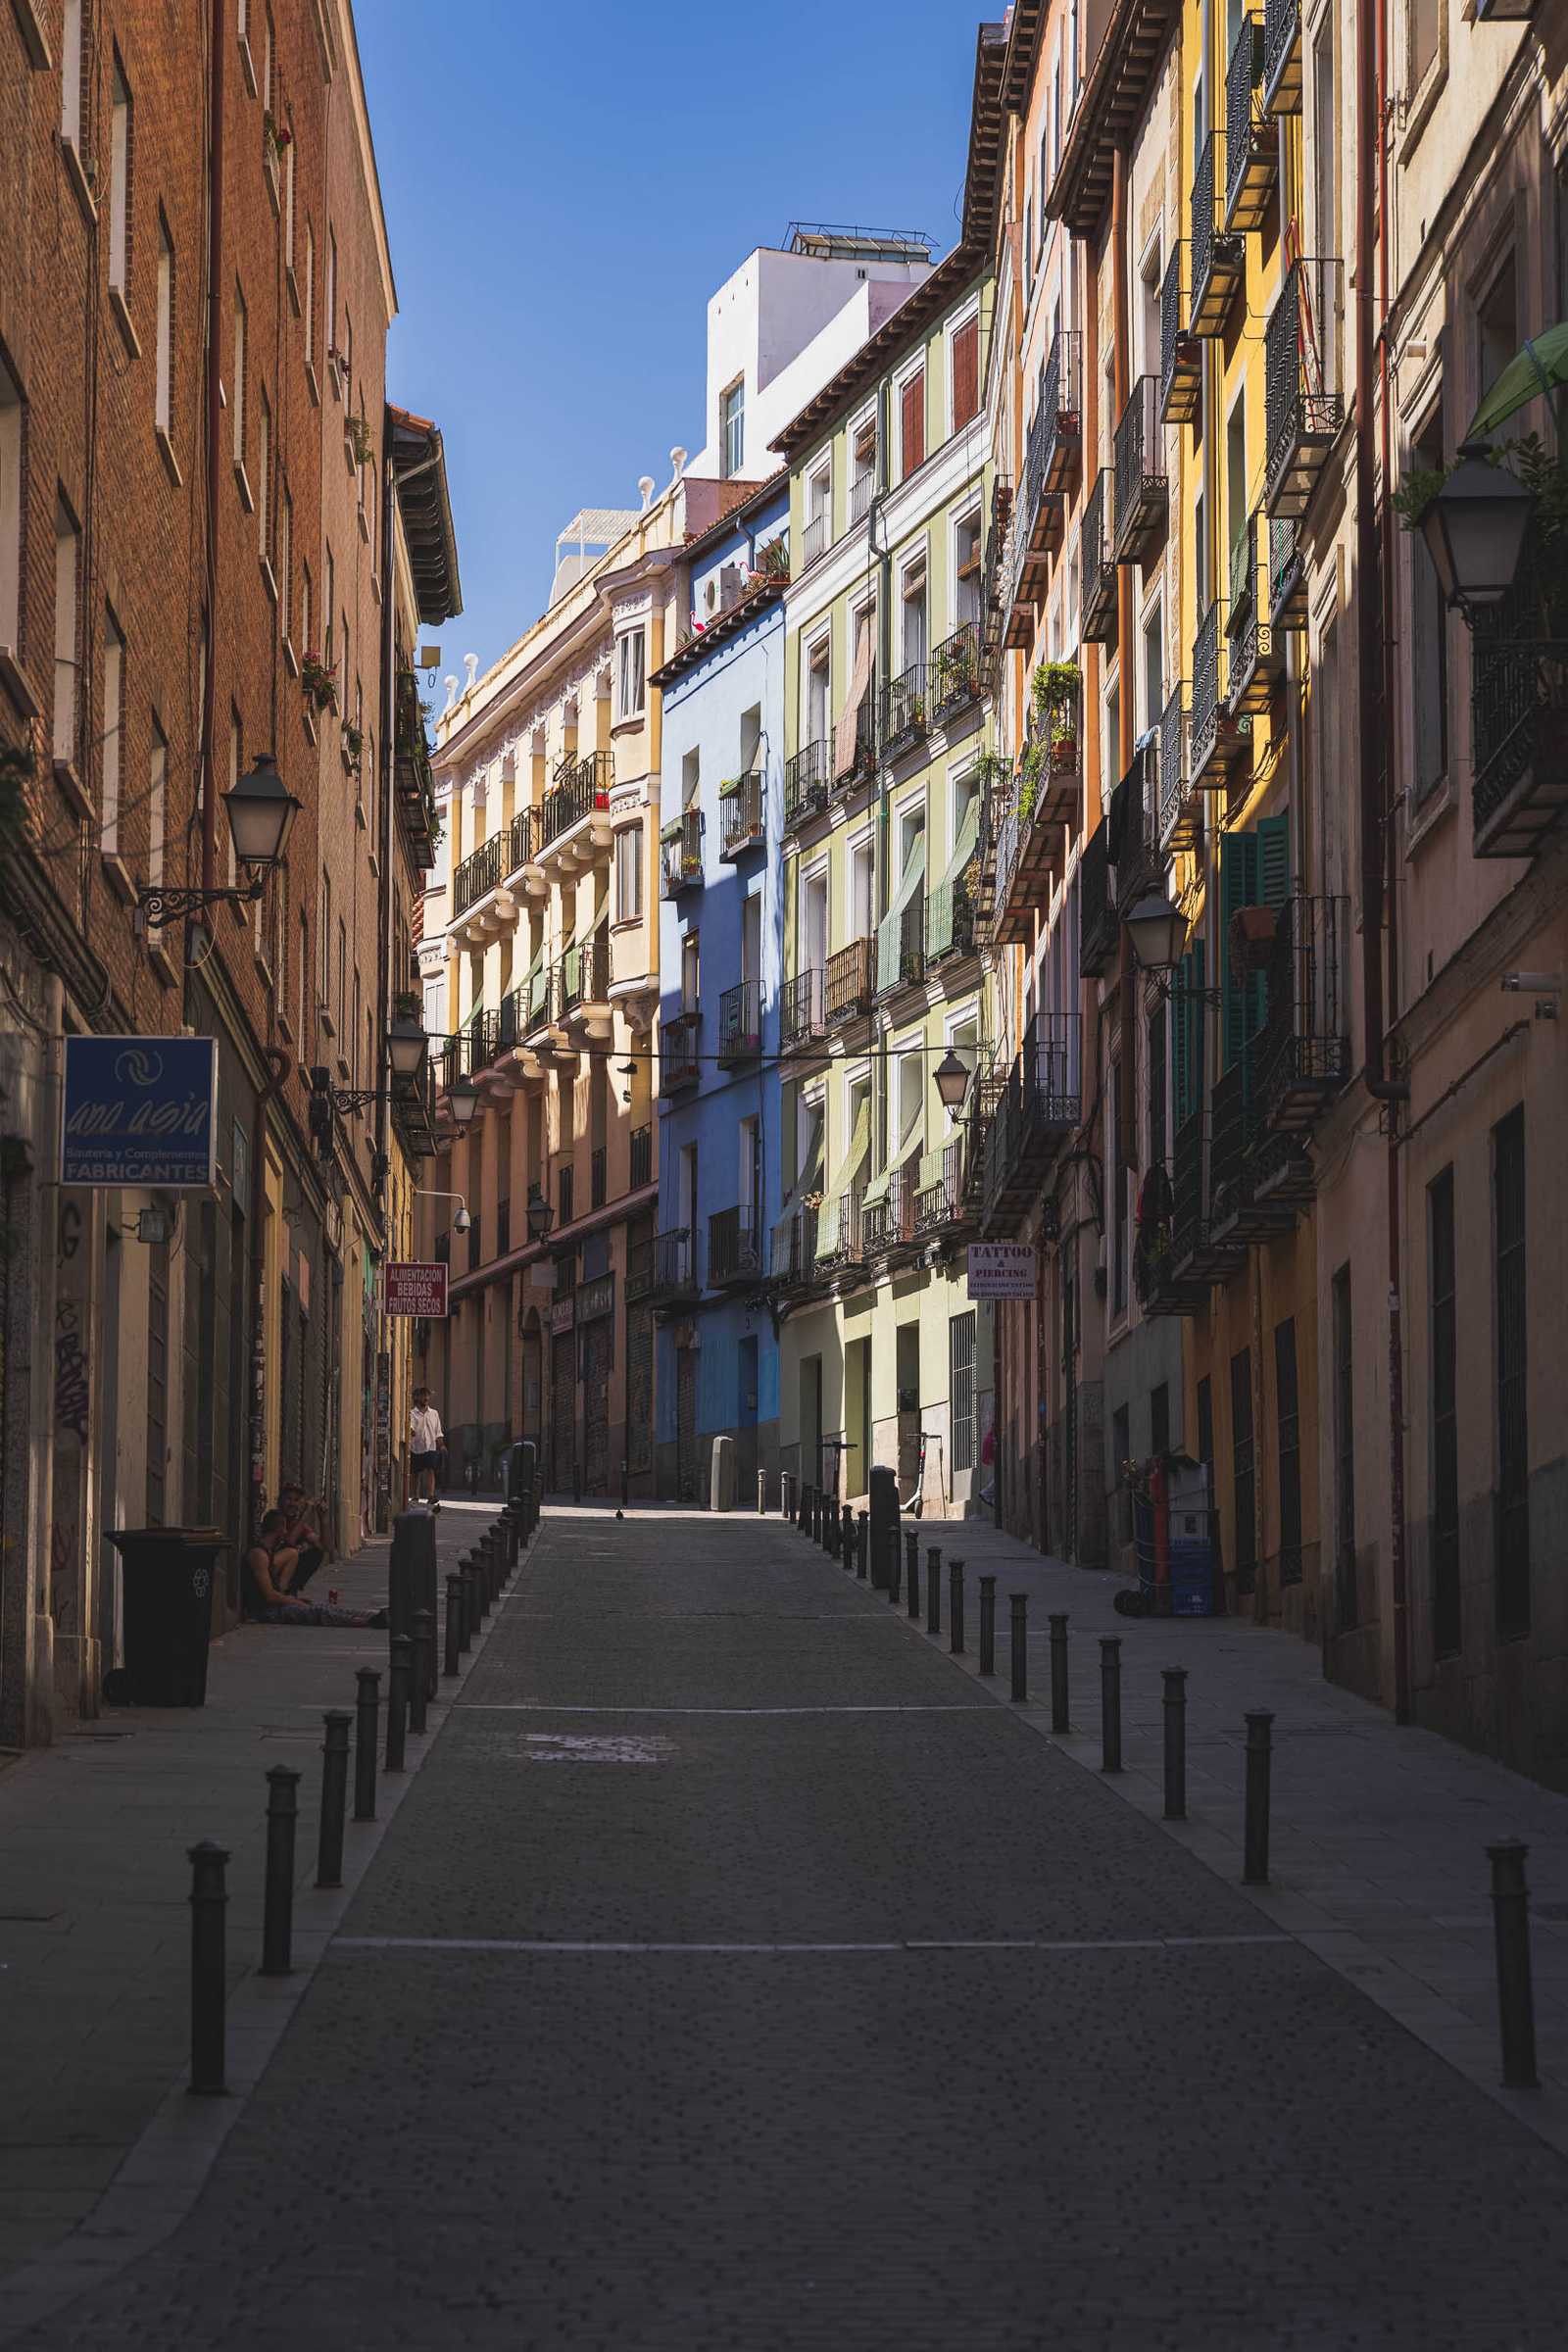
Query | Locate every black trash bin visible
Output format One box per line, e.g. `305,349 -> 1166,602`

108,1528 -> 227,1707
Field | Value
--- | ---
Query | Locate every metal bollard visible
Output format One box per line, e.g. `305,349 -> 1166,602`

316,1711 -> 352,1888
1049,1612 -> 1070,1734
187,1839 -> 230,2095
478,1534 -> 496,1613
758,1468 -> 766,1514
261,1765 -> 300,1977
841,1500 -> 855,1564
1162,1669 -> 1188,1820
906,1542 -> 920,1619
503,1508 -> 519,1571
926,1544 -> 941,1637
572,1453 -> 582,1508
1100,1638 -> 1122,1771
978,1575 -> 996,1676
888,1528 -> 902,1605
353,1669 -> 379,1822
385,1634 -> 412,1773
409,1609 -> 433,1736
1487,1840 -> 1540,2089
443,1573 -> 462,1677
904,1530 -> 917,1605
856,1510 -> 868,1581
621,1457 -> 630,1516
1243,1710 -> 1274,1884
460,1559 -> 480,1648
949,1558 -> 964,1655
824,1494 -> 839,1559
1009,1592 -> 1028,1703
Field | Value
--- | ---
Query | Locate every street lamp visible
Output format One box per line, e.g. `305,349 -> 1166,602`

1419,439 -> 1535,612
448,1076 -> 480,1129
135,751 -> 302,928
933,1048 -> 971,1118
386,1015 -> 429,1082
1125,891 -> 1190,975
525,1184 -> 554,1243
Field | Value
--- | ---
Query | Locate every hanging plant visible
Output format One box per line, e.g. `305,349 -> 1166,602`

341,721 -> 364,772
264,111 -> 292,159
1031,657 -> 1081,726
347,413 -> 375,467
300,652 -> 338,712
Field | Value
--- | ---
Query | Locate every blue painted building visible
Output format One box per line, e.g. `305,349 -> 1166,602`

649,481 -> 789,1500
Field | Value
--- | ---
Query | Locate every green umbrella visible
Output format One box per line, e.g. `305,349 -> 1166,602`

1468,323 -> 1568,441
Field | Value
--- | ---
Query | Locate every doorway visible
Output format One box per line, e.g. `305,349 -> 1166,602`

845,1336 -> 871,1499
737,1335 -> 759,1492
896,1322 -> 921,1494
583,1318 -> 612,1494
799,1353 -> 823,1490
551,1328 -> 575,1492
676,1345 -> 699,1501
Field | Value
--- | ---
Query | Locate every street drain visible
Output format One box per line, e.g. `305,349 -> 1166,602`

519,1733 -> 673,1766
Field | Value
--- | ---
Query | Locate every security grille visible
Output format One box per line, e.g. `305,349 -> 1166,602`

950,1311 -> 976,1474
1494,1109 -> 1529,1638
1429,1170 -> 1459,1657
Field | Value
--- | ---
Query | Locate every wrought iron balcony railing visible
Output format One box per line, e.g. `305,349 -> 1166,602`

876,893 -> 927,996
1040,326 -> 1083,496
630,1121 -> 652,1191
1113,375 -> 1167,564
982,1011 -> 1082,1234
1078,818 -> 1117,976
1263,0 -> 1303,114
563,929 -> 610,1013
1191,133 -> 1244,335
823,937 -> 873,1026
979,474 -> 1013,668
779,966 -> 825,1054
539,750 -> 612,850
1469,566 -> 1568,858
1169,1109 -> 1247,1283
880,662 -> 928,757
833,687 -> 877,789
1264,259 -> 1345,519
1192,599 -> 1251,786
660,1008 -> 701,1093
1224,16 -> 1273,231
784,739 -> 830,829
1134,1156 -> 1212,1315
929,623 -> 980,719
1253,892 -> 1350,1131
719,770 -> 764,858
660,809 -> 704,895
771,1200 -> 821,1288
1081,467 -> 1117,643
1227,512 -> 1282,714
801,510 -> 831,568
645,1226 -> 701,1305
1268,516 -> 1307,630
717,979 -> 761,1065
850,469 -> 876,524
1111,736 -> 1163,910
1159,244 -> 1201,426
625,1235 -> 656,1301
710,1206 -> 763,1289
453,828 -> 503,922
912,1141 -> 966,1238
815,1181 -> 867,1269
1157,684 -> 1200,853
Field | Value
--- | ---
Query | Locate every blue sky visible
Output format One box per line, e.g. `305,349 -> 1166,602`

358,1 -> 983,682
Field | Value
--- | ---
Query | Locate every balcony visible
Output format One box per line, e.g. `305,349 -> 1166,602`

1191,134 -> 1244,335
625,1236 -> 656,1302
1224,18 -> 1274,232
1040,327 -> 1083,496
1159,245 -> 1201,428
1268,516 -> 1307,632
1192,600 -> 1252,787
660,809 -> 704,896
558,1163 -> 574,1229
801,509 -> 831,568
1113,376 -> 1167,565
911,1142 -> 967,1240
1078,820 -> 1117,976
1157,684 -> 1200,854
850,469 -> 876,525
1134,1162 -> 1214,1316
815,1182 -> 867,1272
1081,468 -> 1117,644
771,1201 -> 822,1292
994,706 -> 1081,949
562,930 -> 611,1030
710,1206 -> 764,1290
1263,0 -> 1302,114
660,1009 -> 701,1094
1264,260 -> 1345,520
521,956 -> 563,1045
630,1121 -> 652,1191
929,623 -> 981,723
719,770 -> 764,858
1470,571 -> 1568,857
862,1166 -> 921,1260
779,967 -> 825,1056
1169,1111 -> 1247,1286
982,1013 -> 1081,1236
876,894 -> 926,998
538,750 -> 612,858
824,937 -> 873,1027
880,663 -> 928,760
717,978 -> 761,1066
453,829 -> 504,923
1208,1057 -> 1295,1245
834,688 -> 878,790
1226,511 -> 1282,714
979,474 -> 1013,673
1252,892 -> 1350,1140
784,740 -> 830,831
1111,737 -> 1163,911
644,1227 -> 702,1309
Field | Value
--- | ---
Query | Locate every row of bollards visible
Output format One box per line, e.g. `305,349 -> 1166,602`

780,1484 -> 1543,2095
188,1493 -> 539,2097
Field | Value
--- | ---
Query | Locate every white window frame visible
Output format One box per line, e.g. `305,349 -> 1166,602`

61,0 -> 82,147
101,610 -> 123,857
949,758 -> 982,858
719,375 -> 745,479
155,221 -> 173,443
951,498 -> 983,632
945,294 -> 983,441
147,724 -> 167,890
614,819 -> 644,922
804,626 -> 831,750
895,355 -> 927,482
800,858 -> 829,972
895,790 -> 926,871
109,64 -> 131,300
849,403 -> 879,517
898,551 -> 929,673
847,825 -> 874,944
613,624 -> 646,723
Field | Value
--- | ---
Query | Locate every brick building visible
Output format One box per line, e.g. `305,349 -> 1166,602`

0,1 -> 458,1747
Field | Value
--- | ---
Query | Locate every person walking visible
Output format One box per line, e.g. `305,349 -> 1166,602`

410,1387 -> 445,1511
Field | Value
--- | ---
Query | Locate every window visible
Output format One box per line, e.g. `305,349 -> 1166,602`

284,126 -> 296,267
681,931 -> 700,1011
1225,391 -> 1248,598
1230,1347 -> 1256,1592
951,315 -> 980,430
900,561 -> 927,673
1142,603 -> 1164,734
850,835 -> 873,940
62,0 -> 82,145
1493,1106 -> 1529,1639
304,221 -> 316,368
681,747 -> 700,808
805,633 -> 829,749
802,863 -> 828,972
155,222 -> 173,440
109,64 -> 131,298
338,916 -> 347,1035
899,367 -> 926,479
955,509 -> 982,629
324,548 -> 334,665
1409,0 -> 1441,91
614,626 -> 645,721
101,611 -> 123,855
950,1311 -> 976,1472
1148,1001 -> 1166,1174
804,466 -> 831,563
615,821 -> 643,921
1332,1264 -> 1356,1628
53,498 -> 80,763
1477,253 -> 1518,428
227,710 -> 241,888
298,911 -> 309,1045
278,476 -> 292,639
327,229 -> 338,366
1274,1318 -> 1301,1587
1409,410 -> 1447,805
300,560 -> 313,659
232,286 -> 247,468
147,723 -> 166,888
896,1047 -> 923,1159
720,378 -> 745,478
1429,1167 -> 1459,1657
257,390 -> 271,561
0,361 -> 21,654
851,413 -> 878,518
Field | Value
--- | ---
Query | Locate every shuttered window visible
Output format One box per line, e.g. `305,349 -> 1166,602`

1274,1317 -> 1301,1587
1231,1346 -> 1256,1592
1218,815 -> 1289,1071
900,368 -> 926,479
952,317 -> 980,429
1429,1168 -> 1459,1657
1494,1106 -> 1529,1639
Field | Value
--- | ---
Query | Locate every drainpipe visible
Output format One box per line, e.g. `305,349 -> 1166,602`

199,0 -> 226,897
1111,152 -> 1138,1180
1355,0 -> 1410,1722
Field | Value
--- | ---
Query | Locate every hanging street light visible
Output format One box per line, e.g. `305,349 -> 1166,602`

1418,440 -> 1536,612
448,1076 -> 480,1128
933,1048 -> 972,1117
1125,891 -> 1190,975
135,751 -> 302,929
525,1184 -> 555,1243
385,1015 -> 429,1082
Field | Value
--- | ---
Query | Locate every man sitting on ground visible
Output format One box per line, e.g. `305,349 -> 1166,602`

277,1484 -> 326,1591
243,1513 -> 384,1627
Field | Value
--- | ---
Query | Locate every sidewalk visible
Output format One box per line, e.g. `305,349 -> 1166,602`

850,1505 -> 1568,2144
0,1501 -> 489,2281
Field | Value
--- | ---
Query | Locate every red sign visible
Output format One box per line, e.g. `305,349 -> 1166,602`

384,1261 -> 449,1318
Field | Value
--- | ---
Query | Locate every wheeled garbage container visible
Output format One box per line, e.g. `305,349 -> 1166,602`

107,1527 -> 228,1707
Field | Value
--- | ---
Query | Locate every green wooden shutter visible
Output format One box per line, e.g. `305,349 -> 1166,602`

1252,814 -> 1290,1053
1219,832 -> 1259,1071
1172,953 -> 1191,1127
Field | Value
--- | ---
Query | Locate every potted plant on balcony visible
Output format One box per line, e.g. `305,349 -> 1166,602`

1016,737 -> 1046,827
341,721 -> 364,776
930,633 -> 974,713
755,535 -> 791,583
347,413 -> 375,467
1032,659 -> 1082,768
300,651 -> 338,712
264,110 -> 291,160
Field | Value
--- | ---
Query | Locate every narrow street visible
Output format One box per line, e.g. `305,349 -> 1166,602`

10,1506 -> 1568,2351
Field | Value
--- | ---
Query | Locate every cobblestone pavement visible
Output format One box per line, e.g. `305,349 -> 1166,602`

12,1506 -> 1568,2349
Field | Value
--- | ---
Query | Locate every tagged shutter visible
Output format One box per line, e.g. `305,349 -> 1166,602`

953,318 -> 979,428
901,371 -> 925,478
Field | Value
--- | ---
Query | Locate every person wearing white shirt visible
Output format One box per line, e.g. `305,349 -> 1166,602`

410,1388 -> 445,1510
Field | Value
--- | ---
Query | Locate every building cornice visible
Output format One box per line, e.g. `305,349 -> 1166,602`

1047,0 -> 1181,240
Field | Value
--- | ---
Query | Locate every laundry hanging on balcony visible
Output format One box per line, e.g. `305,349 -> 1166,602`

926,796 -> 980,962
814,1098 -> 870,1257
876,831 -> 927,995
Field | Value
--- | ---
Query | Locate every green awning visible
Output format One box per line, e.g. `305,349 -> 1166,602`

926,797 -> 980,962
876,831 -> 927,994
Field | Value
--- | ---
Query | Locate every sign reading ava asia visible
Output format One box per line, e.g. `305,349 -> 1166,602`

383,1261 -> 450,1319
61,1035 -> 219,1189
966,1241 -> 1038,1299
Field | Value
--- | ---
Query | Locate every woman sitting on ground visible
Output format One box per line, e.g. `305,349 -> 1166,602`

277,1484 -> 326,1591
243,1513 -> 385,1628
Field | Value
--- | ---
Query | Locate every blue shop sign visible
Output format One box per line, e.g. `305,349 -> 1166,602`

62,1035 -> 219,1189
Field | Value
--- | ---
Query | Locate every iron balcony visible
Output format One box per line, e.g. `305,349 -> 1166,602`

1223,16 -> 1274,231
1077,819 -> 1118,977
1110,737 -> 1164,912
1264,259 -> 1345,520
1135,1158 -> 1215,1316
1192,599 -> 1252,787
1252,892 -> 1350,1141
629,1121 -> 652,1191
1168,1110 -> 1246,1286
1191,133 -> 1244,335
1263,0 -> 1303,114
1159,245 -> 1201,427
643,1227 -> 702,1309
912,1142 -> 968,1241
709,1206 -> 763,1290
1081,469 -> 1117,644
779,967 -> 826,1056
562,930 -> 609,1017
1157,685 -> 1200,855
771,1201 -> 822,1292
993,715 -> 1082,949
1112,376 -> 1167,565
833,688 -> 878,791
929,623 -> 980,721
716,979 -> 761,1066
539,750 -> 612,851
452,807 -> 534,921
1207,1055 -> 1296,1246
1226,511 -> 1283,714
823,938 -> 873,1027
814,1183 -> 867,1272
718,771 -> 764,858
783,739 -> 830,830
1470,596 -> 1568,858
981,1013 -> 1081,1236
880,662 -> 928,760
1268,515 -> 1307,632
660,809 -> 704,896
659,1009 -> 701,1094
